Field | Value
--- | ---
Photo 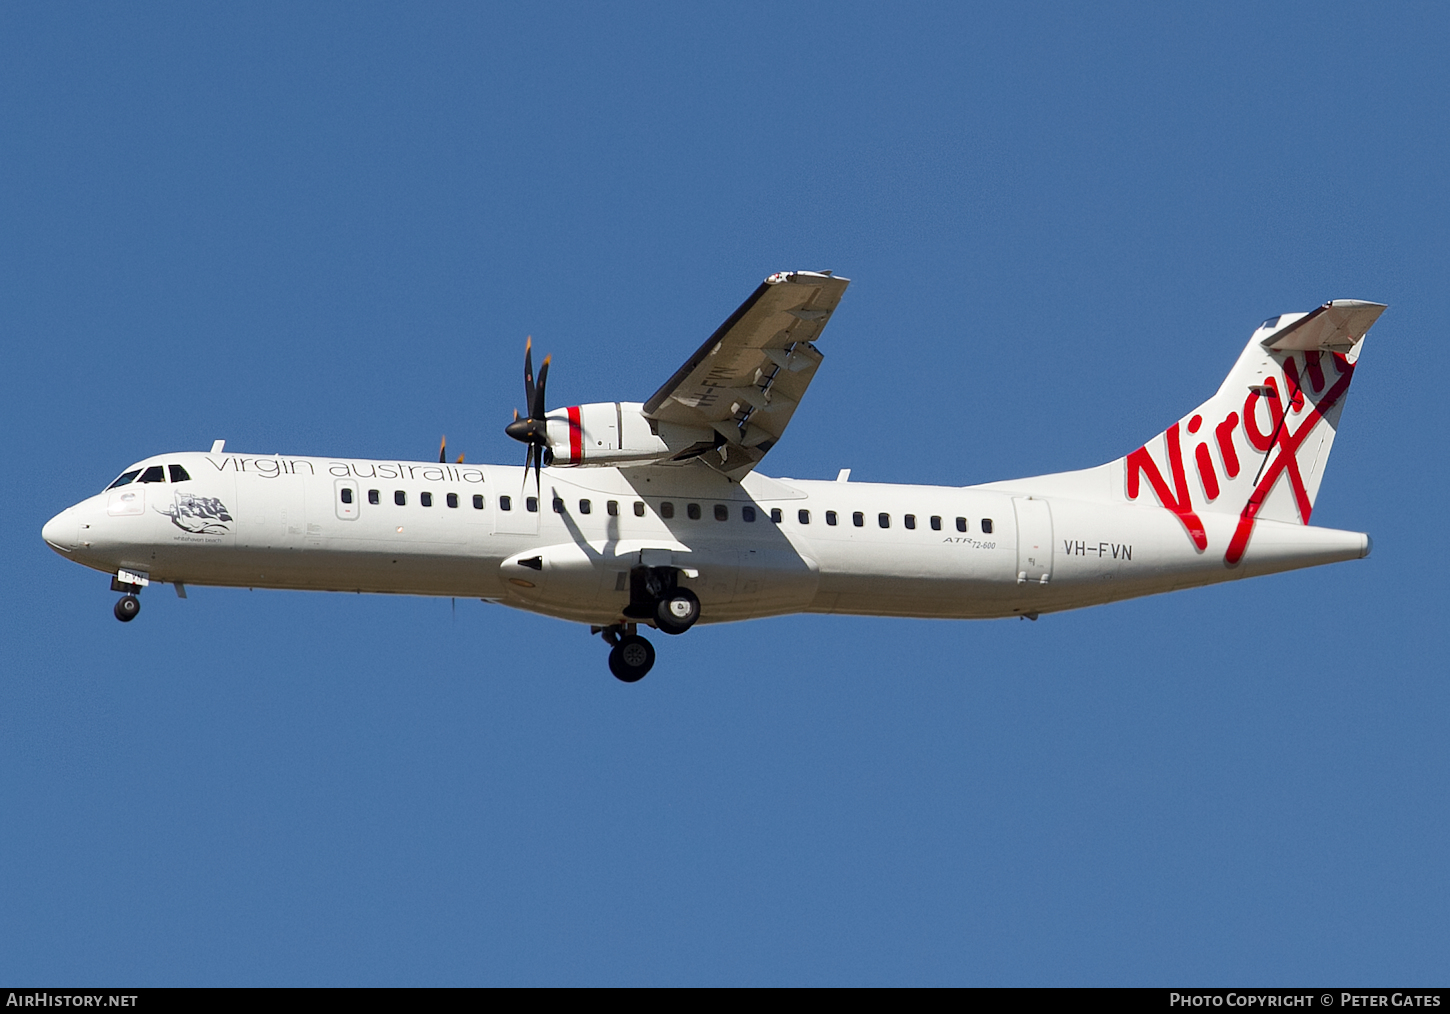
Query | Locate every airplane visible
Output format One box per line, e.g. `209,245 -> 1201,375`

42,271 -> 1385,682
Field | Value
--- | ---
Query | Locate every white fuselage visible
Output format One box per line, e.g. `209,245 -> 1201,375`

42,450 -> 1370,626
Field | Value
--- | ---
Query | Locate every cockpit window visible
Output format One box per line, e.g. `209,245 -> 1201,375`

169,464 -> 191,482
138,466 -> 166,483
1260,316 -> 1281,330
106,469 -> 142,490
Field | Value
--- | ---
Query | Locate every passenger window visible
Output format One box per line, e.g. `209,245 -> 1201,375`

956,517 -> 968,532
905,514 -> 916,530
107,470 -> 142,489
526,497 -> 539,513
446,493 -> 459,508
686,503 -> 701,520
421,492 -> 434,507
930,516 -> 942,531
607,501 -> 619,516
168,465 -> 191,482
982,518 -> 994,534
138,466 -> 166,484
552,498 -> 564,513
714,504 -> 728,521
852,511 -> 864,527
341,488 -> 354,505
826,511 -> 838,526
660,502 -> 675,519
394,490 -> 407,506
798,509 -> 810,524
878,513 -> 890,528
578,500 -> 590,514
742,505 -> 756,522
770,508 -> 782,523
368,489 -> 380,505
500,495 -> 512,511
633,501 -> 645,517
473,494 -> 485,509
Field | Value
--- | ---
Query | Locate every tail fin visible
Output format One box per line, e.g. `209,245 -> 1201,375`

1119,299 -> 1386,564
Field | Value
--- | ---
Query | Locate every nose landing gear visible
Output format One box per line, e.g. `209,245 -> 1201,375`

114,594 -> 140,622
110,571 -> 147,623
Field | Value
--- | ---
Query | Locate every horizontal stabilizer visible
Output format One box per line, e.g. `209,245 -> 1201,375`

1260,299 -> 1386,353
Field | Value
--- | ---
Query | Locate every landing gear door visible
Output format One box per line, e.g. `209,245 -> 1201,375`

1013,497 -> 1053,585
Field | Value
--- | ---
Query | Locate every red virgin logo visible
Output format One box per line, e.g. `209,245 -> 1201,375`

1126,350 -> 1356,565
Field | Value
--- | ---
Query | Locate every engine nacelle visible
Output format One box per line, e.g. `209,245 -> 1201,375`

542,402 -> 717,468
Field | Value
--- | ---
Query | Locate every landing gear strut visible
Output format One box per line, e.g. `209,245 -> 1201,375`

600,624 -> 655,682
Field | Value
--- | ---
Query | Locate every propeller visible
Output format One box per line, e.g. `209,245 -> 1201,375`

504,335 -> 552,494
438,436 -> 466,464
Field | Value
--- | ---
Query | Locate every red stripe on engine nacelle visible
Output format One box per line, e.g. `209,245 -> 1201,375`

566,406 -> 582,463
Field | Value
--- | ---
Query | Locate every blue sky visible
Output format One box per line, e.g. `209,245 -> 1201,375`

4,2 -> 1447,985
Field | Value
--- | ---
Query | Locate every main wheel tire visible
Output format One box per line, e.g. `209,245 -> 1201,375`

608,634 -> 655,682
654,588 -> 700,635
114,595 -> 140,622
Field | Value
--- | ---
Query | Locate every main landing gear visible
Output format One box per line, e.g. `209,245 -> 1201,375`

601,625 -> 656,683
596,567 -> 704,682
654,588 -> 700,636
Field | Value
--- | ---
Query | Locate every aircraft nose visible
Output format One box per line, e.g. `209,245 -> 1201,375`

42,509 -> 75,553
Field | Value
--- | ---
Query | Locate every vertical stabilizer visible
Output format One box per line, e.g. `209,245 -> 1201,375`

1115,300 -> 1385,565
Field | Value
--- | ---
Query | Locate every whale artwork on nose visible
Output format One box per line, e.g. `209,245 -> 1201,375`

157,492 -> 233,535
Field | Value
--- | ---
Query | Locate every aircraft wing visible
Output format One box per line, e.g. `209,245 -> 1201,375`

642,270 -> 850,478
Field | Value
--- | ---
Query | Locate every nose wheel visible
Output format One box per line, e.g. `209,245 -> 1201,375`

114,594 -> 140,622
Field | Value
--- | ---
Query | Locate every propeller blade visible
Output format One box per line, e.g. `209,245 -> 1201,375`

456,453 -> 465,464
523,336 -> 535,417
534,354 -> 551,421
438,435 -> 447,464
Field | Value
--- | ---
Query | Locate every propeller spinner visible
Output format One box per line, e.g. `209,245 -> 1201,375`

504,336 -> 552,493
